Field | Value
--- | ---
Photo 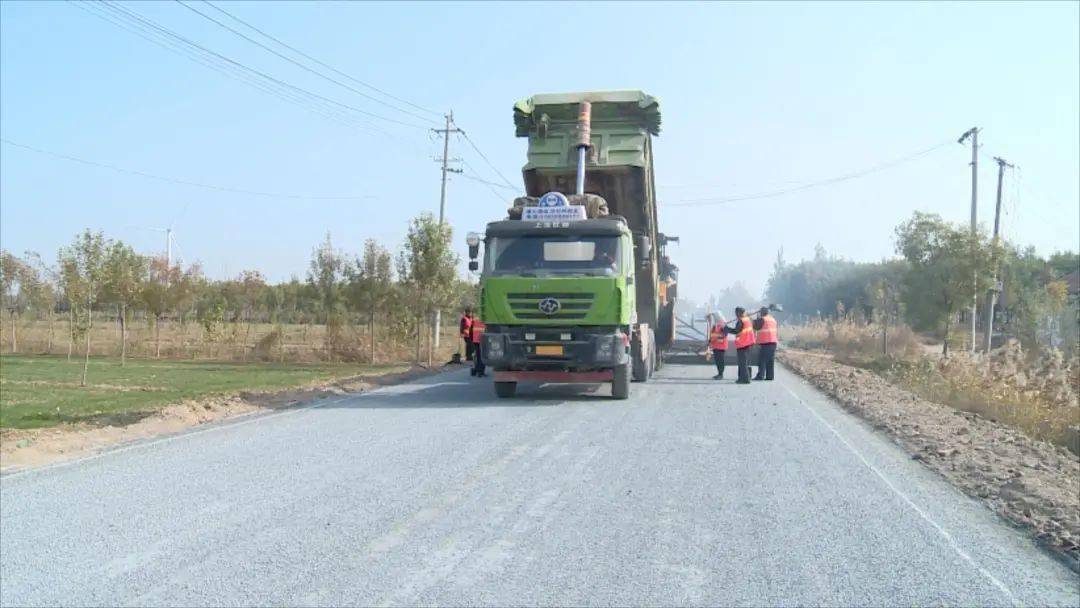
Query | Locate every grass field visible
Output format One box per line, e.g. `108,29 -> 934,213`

0,355 -> 405,429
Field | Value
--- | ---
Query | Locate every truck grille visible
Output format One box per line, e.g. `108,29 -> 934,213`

506,292 -> 594,320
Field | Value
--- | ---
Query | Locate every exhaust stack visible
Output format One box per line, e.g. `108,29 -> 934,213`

574,101 -> 592,195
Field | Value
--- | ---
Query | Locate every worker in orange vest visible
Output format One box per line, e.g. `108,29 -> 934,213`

459,308 -> 475,362
470,317 -> 487,377
727,306 -> 756,384
706,313 -> 730,380
753,306 -> 779,381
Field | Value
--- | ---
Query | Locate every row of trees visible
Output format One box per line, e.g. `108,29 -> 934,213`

765,211 -> 1077,356
0,213 -> 475,383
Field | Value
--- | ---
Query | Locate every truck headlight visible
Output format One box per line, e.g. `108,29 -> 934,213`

595,336 -> 615,360
485,335 -> 504,357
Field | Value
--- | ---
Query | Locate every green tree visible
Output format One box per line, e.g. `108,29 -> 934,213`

308,233 -> 345,323
397,214 -> 457,364
21,252 -> 58,353
235,270 -> 266,360
0,250 -> 30,353
59,230 -> 110,386
346,238 -> 394,363
103,241 -> 148,366
894,212 -> 993,356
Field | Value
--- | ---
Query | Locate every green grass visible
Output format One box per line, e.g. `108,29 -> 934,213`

0,355 -> 404,430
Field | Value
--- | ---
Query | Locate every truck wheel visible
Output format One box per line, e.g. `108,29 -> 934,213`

632,334 -> 649,383
612,361 -> 631,400
494,382 -> 517,398
647,329 -> 657,378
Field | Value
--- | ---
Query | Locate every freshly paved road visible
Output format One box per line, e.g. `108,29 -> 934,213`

1,363 -> 1077,607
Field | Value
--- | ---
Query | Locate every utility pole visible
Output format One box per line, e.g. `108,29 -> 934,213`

166,228 -> 173,269
434,111 -> 464,225
958,127 -> 980,352
983,156 -> 1014,354
431,112 -> 463,359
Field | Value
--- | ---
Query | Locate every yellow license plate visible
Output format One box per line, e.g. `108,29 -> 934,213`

536,345 -> 564,356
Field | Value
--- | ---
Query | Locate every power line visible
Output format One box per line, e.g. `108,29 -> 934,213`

460,160 -> 516,204
2,138 -> 377,201
459,163 -> 519,192
175,0 -> 437,127
670,140 -> 954,207
78,0 -> 430,150
200,0 -> 442,119
73,0 -> 384,136
103,1 -> 427,130
458,130 -> 518,190
69,0 -> 367,133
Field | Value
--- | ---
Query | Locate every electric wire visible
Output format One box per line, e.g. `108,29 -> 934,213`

200,0 -> 441,119
100,1 -> 424,131
84,0 -> 428,153
69,1 -> 368,134
174,0 -> 436,127
458,130 -> 517,190
460,159 -> 517,204
670,140 -> 954,207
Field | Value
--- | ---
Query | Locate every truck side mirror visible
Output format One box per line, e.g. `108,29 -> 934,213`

466,232 -> 481,261
468,260 -> 479,272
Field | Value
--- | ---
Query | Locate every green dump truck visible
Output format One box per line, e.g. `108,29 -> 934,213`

466,91 -> 677,399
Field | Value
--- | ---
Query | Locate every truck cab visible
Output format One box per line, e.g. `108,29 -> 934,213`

476,215 -> 637,398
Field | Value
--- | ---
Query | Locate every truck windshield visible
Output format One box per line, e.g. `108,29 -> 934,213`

485,236 -> 622,276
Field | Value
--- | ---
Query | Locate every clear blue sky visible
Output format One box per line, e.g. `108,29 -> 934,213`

2,1 -> 1077,304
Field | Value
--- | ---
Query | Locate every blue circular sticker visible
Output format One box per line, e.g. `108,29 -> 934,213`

538,192 -> 569,207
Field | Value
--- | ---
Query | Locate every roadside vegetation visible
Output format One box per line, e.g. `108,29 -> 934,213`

0,355 -> 404,429
0,212 -> 470,432
0,213 -> 473,369
771,212 -> 1079,449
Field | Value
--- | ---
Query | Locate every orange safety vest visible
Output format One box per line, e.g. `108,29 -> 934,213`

756,315 -> 778,344
708,323 -> 729,350
460,315 -> 473,338
734,315 -> 756,349
471,320 -> 485,344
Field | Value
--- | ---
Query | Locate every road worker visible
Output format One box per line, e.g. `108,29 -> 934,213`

706,313 -> 730,380
753,306 -> 778,381
727,306 -> 756,384
470,317 -> 487,377
459,308 -> 475,362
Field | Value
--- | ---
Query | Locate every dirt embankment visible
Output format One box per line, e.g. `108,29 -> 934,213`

0,365 -> 444,473
781,349 -> 1080,571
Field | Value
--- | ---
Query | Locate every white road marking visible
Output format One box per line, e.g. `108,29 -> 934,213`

780,381 -> 1019,607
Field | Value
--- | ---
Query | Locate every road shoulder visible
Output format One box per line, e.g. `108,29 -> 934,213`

780,349 -> 1080,573
0,364 -> 454,474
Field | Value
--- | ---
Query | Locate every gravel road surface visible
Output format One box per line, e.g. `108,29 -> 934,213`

2,363 -> 1077,606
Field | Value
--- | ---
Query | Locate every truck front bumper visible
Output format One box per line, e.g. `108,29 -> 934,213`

482,327 -> 629,372
493,370 -> 615,383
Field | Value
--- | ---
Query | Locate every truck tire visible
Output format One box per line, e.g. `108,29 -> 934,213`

647,328 -> 657,378
494,381 -> 517,398
612,361 -> 631,400
632,332 -> 649,383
